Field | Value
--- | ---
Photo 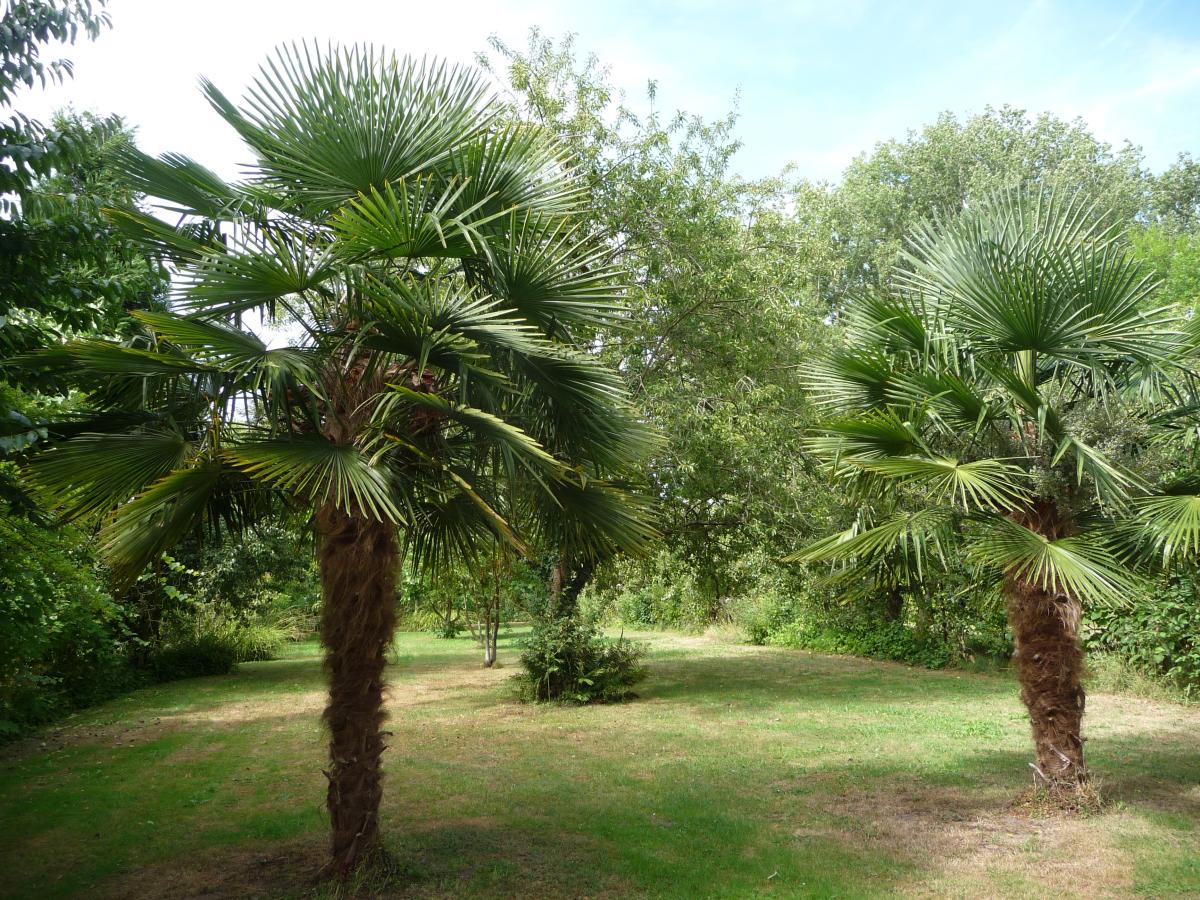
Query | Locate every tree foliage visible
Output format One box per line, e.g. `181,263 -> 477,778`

482,32 -> 827,608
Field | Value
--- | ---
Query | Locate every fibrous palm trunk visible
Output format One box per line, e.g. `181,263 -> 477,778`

317,503 -> 399,874
1005,574 -> 1087,785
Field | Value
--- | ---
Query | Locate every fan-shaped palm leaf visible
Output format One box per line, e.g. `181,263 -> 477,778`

203,43 -> 496,211
966,516 -> 1135,605
224,436 -> 401,523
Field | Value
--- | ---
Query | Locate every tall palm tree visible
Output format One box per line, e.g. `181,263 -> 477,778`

795,192 -> 1200,798
18,44 -> 656,873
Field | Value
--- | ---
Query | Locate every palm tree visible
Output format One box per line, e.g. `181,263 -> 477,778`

18,44 -> 656,873
794,192 -> 1200,799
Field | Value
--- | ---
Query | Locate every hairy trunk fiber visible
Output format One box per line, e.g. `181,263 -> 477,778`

317,503 -> 399,875
1004,567 -> 1088,790
1004,499 -> 1089,794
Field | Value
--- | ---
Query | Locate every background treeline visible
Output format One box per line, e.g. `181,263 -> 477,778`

4,17 -> 1200,735
478,33 -> 1200,692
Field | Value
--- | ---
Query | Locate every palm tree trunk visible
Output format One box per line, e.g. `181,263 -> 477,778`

1004,572 -> 1088,788
316,502 -> 399,875
548,557 -> 595,619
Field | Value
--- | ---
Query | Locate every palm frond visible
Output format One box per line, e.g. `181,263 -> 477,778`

176,230 -> 337,319
803,347 -> 898,413
1131,490 -> 1200,563
967,516 -> 1136,605
359,272 -> 547,369
99,461 -> 239,586
329,176 -> 491,260
443,122 -> 585,221
105,207 -> 216,264
203,43 -> 496,211
530,477 -> 659,563
479,212 -> 624,332
25,428 -> 192,521
12,341 -> 211,377
378,386 -> 561,475
112,146 -> 244,219
854,456 -> 1031,512
785,507 -> 955,576
807,408 -> 921,461
223,436 -> 402,523
901,189 -> 1181,366
133,311 -> 319,386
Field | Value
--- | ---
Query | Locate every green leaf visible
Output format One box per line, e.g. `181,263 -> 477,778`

967,516 -> 1136,605
330,175 -> 490,260
807,409 -> 921,461
786,508 -> 955,573
203,44 -> 497,211
25,428 -> 191,521
854,456 -> 1031,512
481,212 -> 624,332
1133,492 -> 1200,562
380,386 -> 561,475
112,146 -> 244,219
223,436 -> 402,523
530,477 -> 659,562
100,462 -> 224,586
177,230 -> 337,318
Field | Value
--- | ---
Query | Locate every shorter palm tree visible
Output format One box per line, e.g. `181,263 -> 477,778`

17,44 -> 657,874
794,192 -> 1200,796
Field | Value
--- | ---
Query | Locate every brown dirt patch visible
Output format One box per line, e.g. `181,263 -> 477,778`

97,836 -> 324,900
1,715 -> 182,762
821,781 -> 1134,899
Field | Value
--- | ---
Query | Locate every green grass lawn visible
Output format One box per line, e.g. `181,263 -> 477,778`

1,629 -> 1198,898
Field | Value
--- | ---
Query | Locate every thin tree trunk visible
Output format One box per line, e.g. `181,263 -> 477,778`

1004,573 -> 1088,788
485,608 -> 499,667
317,503 -> 399,875
482,552 -> 501,667
883,585 -> 904,623
548,560 -> 564,614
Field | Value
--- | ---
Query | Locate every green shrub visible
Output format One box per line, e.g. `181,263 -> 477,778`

516,615 -> 647,703
149,633 -> 237,681
769,618 -> 953,669
731,582 -> 806,646
732,556 -> 1010,670
597,550 -> 712,629
0,512 -> 139,735
1084,574 -> 1200,696
221,622 -> 286,662
190,523 -> 319,616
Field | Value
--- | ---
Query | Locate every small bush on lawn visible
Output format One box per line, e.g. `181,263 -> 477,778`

149,633 -> 238,682
516,615 -> 647,703
218,622 -> 286,662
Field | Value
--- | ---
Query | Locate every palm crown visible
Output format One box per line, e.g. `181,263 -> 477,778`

21,44 -> 657,582
796,192 -> 1200,599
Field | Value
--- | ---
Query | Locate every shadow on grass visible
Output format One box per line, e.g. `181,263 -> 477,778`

15,710 -> 1194,900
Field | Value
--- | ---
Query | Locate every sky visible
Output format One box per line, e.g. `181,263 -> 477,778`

14,0 -> 1200,184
